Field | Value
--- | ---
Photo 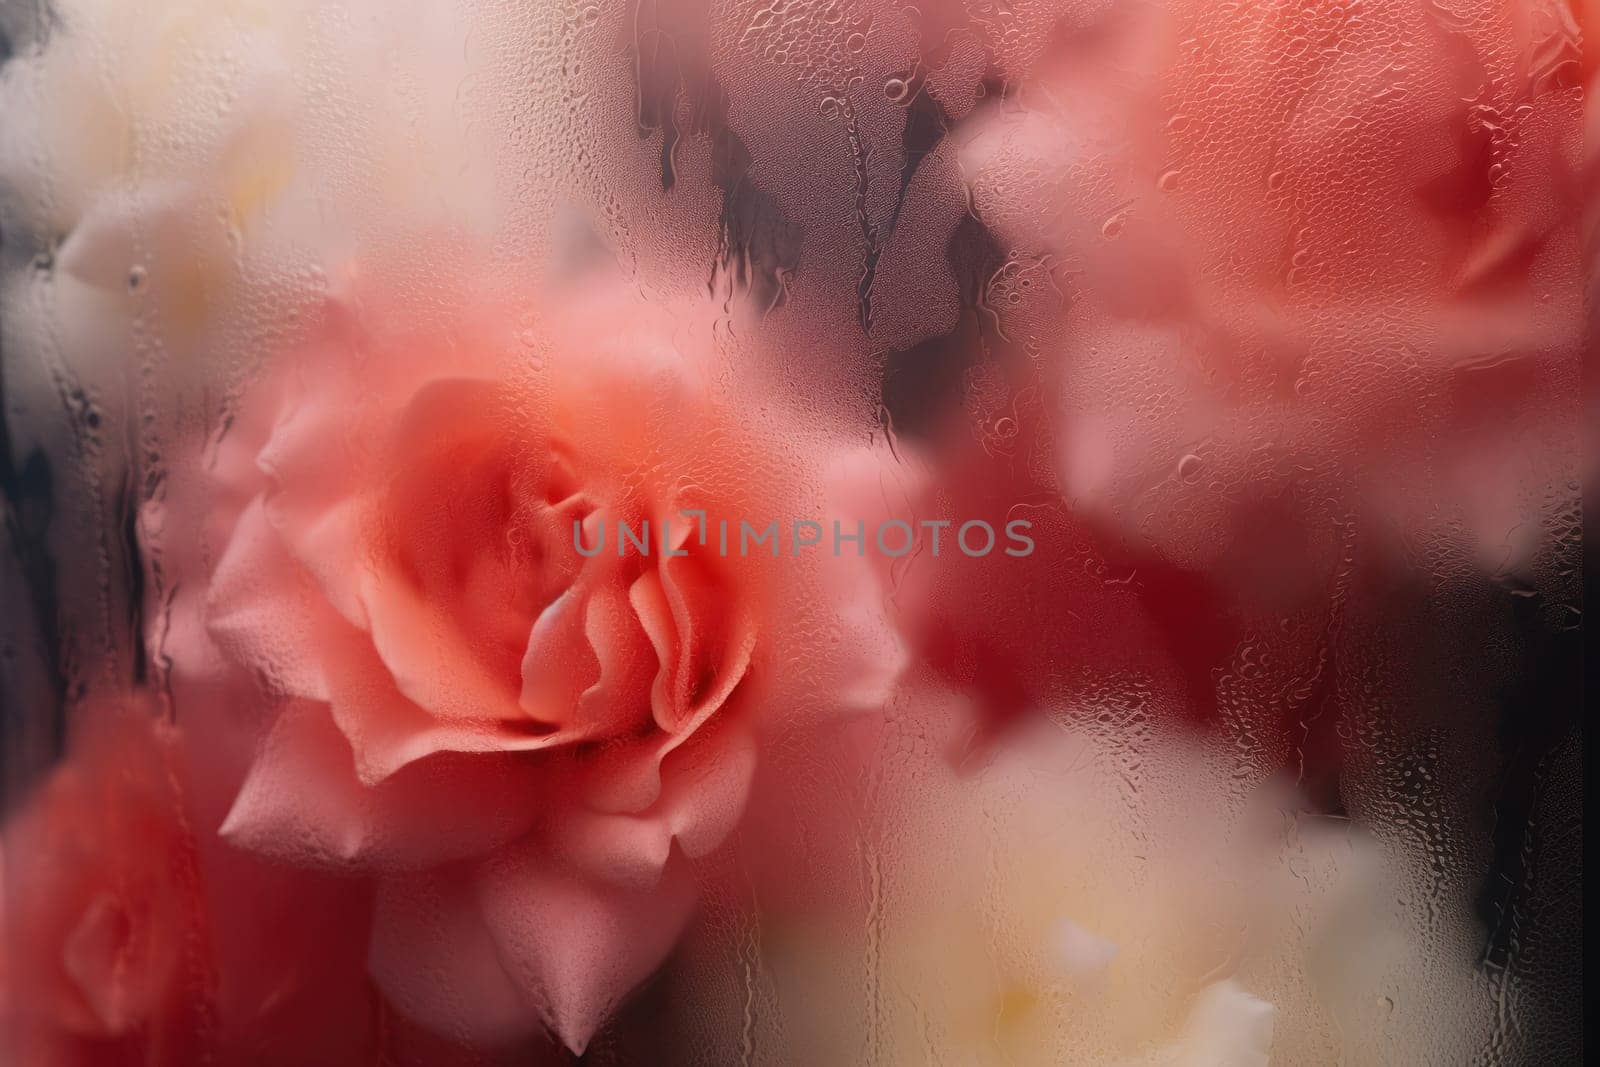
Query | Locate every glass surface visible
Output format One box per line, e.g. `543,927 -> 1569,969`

0,1 -> 1586,1062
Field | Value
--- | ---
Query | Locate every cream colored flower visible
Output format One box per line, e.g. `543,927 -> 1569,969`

692,696 -> 1504,1065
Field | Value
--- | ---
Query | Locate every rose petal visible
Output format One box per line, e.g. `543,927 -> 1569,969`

552,724 -> 757,887
207,496 -> 331,700
518,587 -> 599,728
360,566 -> 527,728
254,386 -> 373,629
62,893 -> 146,1034
1159,980 -> 1275,1067
370,844 -> 697,1055
476,843 -> 697,1054
316,616 -> 569,783
219,699 -> 543,871
629,554 -> 757,739
368,865 -> 534,1047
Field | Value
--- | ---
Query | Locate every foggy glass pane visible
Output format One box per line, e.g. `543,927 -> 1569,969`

1,1 -> 1584,1063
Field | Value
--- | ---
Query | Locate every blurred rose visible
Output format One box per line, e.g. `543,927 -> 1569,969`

679,696 -> 1501,1064
141,257 -> 903,1053
0,697 -> 208,1066
955,0 -> 1583,589
0,0 -> 509,444
0,692 -> 373,1066
868,0 -> 1584,784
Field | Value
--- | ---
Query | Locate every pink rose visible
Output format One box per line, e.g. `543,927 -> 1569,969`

1,699 -> 209,1066
954,0 -> 1583,591
145,259 -> 901,1053
865,0 -> 1584,777
0,693 -> 373,1066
